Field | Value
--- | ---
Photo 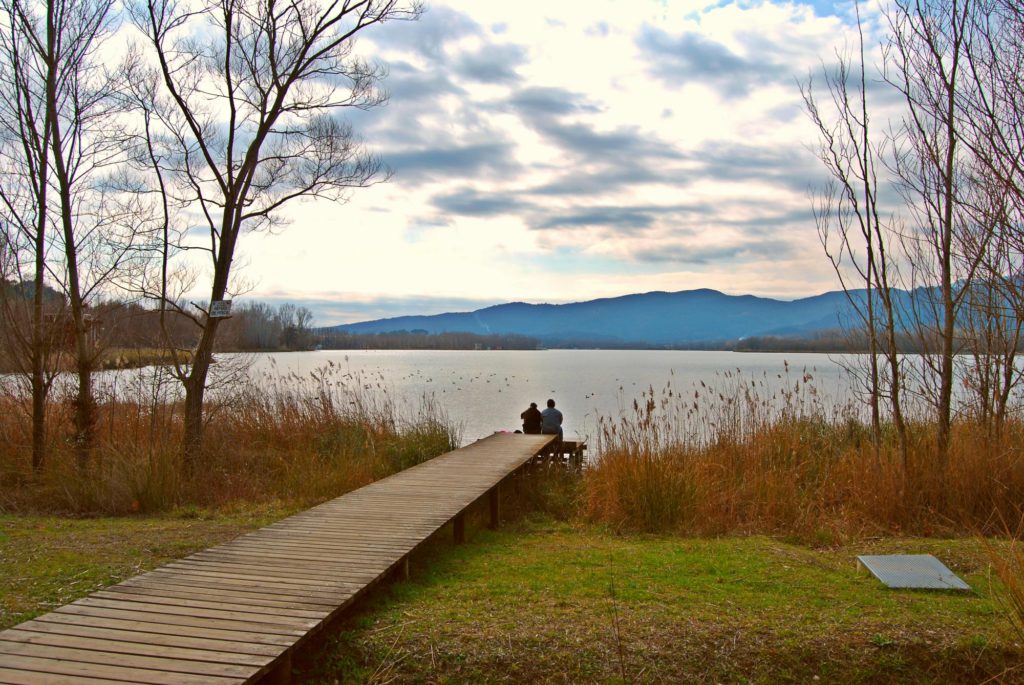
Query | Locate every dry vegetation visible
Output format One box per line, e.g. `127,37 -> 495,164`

0,363 -> 459,515
585,368 -> 1024,540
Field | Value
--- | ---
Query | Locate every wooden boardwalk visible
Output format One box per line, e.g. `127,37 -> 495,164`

0,433 -> 554,685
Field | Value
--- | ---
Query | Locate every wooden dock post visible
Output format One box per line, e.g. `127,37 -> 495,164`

262,650 -> 292,685
489,484 -> 501,529
453,512 -> 466,544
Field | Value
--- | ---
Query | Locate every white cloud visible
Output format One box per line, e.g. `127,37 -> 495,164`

234,0 -> 874,323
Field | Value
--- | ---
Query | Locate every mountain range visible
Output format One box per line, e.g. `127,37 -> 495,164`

327,288 -> 879,346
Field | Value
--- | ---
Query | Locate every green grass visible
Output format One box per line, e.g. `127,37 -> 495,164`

296,518 -> 1023,684
2,507 -> 1021,683
0,504 -> 296,629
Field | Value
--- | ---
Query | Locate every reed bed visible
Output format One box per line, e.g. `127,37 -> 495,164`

586,366 -> 1024,539
0,362 -> 460,515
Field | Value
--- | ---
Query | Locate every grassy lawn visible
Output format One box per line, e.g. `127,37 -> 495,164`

297,518 -> 1023,684
0,504 -> 295,629
2,508 -> 1021,683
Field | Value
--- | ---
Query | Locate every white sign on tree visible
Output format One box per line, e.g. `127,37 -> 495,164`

209,300 -> 233,318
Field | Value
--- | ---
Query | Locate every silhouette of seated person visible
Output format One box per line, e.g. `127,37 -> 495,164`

520,402 -> 542,434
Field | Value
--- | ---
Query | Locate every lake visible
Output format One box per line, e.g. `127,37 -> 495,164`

244,350 -> 858,444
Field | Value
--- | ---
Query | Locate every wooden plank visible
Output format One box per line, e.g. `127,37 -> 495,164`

126,572 -> 358,603
7,620 -> 282,657
0,641 -> 261,678
88,591 -> 328,621
0,629 -> 272,668
68,598 -> 320,630
107,582 -> 341,611
161,561 -> 377,587
0,653 -> 242,685
28,613 -> 293,649
188,544 -> 399,565
52,605 -> 307,639
140,567 -> 358,593
258,522 -> 428,538
197,541 -> 410,563
0,667 -> 129,685
159,562 -> 372,588
192,547 -> 404,570
215,538 -> 419,557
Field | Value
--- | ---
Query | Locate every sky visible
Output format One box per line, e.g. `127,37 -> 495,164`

237,0 -> 880,325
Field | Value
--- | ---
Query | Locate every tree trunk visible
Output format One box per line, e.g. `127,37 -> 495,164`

30,61 -> 51,474
181,370 -> 206,472
936,311 -> 954,462
30,212 -> 47,474
181,306 -> 224,470
54,174 -> 95,469
936,3 -> 965,472
865,275 -> 882,458
936,146 -> 958,467
30,353 -> 46,473
44,0 -> 97,468
180,207 -> 237,469
72,330 -> 94,470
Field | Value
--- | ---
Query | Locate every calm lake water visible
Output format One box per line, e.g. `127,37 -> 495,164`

244,350 -> 857,444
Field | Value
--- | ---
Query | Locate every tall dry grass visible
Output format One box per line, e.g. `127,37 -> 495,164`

986,529 -> 1024,646
0,362 -> 459,515
585,366 -> 1024,538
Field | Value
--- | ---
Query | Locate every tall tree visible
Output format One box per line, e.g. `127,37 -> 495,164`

955,0 -> 1024,441
806,0 -> 1024,472
0,0 -> 124,471
884,0 -> 984,464
2,0 -> 150,470
41,0 -> 131,466
0,0 -> 63,472
802,3 -> 909,465
126,0 -> 421,466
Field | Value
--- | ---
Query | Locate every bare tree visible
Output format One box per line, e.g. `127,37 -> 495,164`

957,199 -> 1024,440
802,3 -> 910,466
0,0 -> 153,471
0,0 -> 60,473
18,0 -> 139,468
125,0 -> 421,466
955,0 -> 1024,442
883,0 -> 987,464
805,0 -> 1024,476
959,0 -> 1024,215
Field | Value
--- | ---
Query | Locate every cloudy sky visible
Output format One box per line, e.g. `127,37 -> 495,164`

239,0 -> 878,325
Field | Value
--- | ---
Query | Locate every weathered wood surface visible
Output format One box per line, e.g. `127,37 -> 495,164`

0,433 -> 553,685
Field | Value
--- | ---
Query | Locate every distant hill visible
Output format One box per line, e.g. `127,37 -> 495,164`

326,288 -> 894,347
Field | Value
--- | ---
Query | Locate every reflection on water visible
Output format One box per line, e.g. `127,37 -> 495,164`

3,349 -> 863,445
244,349 -> 857,444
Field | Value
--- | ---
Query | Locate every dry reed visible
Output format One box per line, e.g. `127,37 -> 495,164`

586,366 -> 1024,539
0,362 -> 459,515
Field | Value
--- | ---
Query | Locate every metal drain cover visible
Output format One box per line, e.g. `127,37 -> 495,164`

857,554 -> 971,591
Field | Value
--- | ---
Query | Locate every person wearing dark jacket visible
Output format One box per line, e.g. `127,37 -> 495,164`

520,402 -> 543,434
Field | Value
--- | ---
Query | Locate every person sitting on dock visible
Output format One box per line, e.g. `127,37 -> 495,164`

521,402 -> 543,434
541,398 -> 563,442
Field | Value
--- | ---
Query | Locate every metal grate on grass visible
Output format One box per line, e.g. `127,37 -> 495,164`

857,554 -> 972,591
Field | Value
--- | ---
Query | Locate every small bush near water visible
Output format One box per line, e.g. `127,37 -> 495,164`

0,363 -> 459,515
586,368 -> 1024,539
